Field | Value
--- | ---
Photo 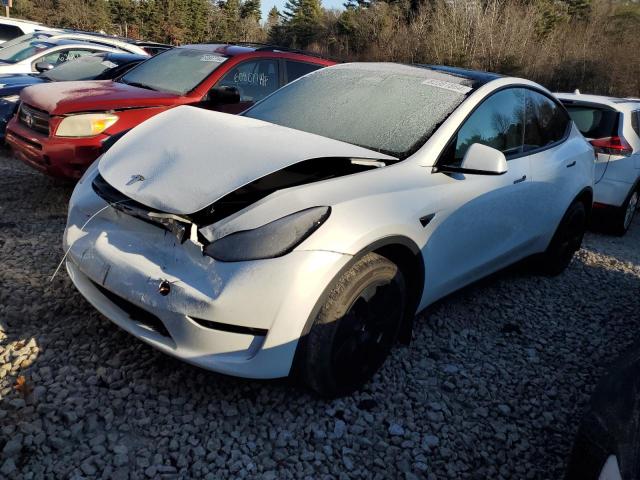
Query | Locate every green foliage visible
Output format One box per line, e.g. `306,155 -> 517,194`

6,0 -> 639,96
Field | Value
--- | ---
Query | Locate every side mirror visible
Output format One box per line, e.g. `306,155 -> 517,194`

459,143 -> 508,175
203,86 -> 240,106
35,62 -> 54,73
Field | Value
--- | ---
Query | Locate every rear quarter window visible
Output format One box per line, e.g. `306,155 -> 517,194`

286,61 -> 322,83
565,105 -> 619,139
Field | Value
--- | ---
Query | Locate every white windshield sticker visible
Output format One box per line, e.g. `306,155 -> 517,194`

101,60 -> 118,69
200,54 -> 225,63
421,78 -> 472,94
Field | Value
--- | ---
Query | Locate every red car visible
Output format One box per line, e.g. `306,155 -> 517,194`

6,44 -> 335,179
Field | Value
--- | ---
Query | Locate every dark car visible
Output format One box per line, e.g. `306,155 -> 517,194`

0,51 -> 146,140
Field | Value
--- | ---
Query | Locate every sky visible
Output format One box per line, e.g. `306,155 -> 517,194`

260,0 -> 345,21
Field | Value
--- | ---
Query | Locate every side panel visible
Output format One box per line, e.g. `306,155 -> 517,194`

527,128 -> 594,249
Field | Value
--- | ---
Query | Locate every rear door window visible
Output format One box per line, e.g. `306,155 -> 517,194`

564,104 -> 619,139
523,91 -> 570,151
285,61 -> 322,83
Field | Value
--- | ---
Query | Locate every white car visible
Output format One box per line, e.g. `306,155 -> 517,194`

64,64 -> 595,396
556,92 -> 640,235
0,38 -> 127,74
0,18 -> 55,44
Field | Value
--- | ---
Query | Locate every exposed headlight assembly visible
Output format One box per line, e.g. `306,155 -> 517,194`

204,206 -> 331,262
56,113 -> 119,137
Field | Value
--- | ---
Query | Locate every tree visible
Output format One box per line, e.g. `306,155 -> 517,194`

266,6 -> 280,28
241,0 -> 261,21
279,0 -> 323,47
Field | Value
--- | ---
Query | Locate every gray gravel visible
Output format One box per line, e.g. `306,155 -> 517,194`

1,154 -> 639,479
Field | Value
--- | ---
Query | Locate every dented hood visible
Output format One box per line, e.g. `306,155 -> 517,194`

99,106 -> 396,214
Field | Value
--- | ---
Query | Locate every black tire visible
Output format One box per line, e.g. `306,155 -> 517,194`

301,252 -> 407,397
539,201 -> 587,276
611,187 -> 638,236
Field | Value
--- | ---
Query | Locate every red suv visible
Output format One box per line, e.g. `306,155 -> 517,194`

6,44 -> 335,179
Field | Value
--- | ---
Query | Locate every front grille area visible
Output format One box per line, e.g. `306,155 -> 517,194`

18,103 -> 50,135
92,174 -> 194,242
91,280 -> 172,338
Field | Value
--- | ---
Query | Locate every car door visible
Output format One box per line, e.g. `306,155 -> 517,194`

524,89 -> 586,247
423,87 -> 536,301
212,58 -> 281,114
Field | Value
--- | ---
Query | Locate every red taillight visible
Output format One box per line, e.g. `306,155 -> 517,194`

590,136 -> 633,156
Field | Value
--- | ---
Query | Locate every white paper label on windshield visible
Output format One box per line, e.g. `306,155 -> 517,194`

101,60 -> 118,69
421,78 -> 472,94
200,55 -> 225,63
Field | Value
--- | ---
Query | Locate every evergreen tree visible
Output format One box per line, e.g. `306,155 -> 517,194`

241,0 -> 261,21
266,6 -> 280,28
280,0 -> 323,47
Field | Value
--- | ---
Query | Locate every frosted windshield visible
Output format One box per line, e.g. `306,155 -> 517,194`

244,65 -> 471,158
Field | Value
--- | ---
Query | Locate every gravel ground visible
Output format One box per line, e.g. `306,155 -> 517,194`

1,153 -> 639,480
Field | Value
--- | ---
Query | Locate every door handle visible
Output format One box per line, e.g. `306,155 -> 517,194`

513,175 -> 526,184
566,161 -> 576,168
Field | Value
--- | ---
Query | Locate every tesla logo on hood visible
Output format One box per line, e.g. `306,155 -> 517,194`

126,174 -> 145,186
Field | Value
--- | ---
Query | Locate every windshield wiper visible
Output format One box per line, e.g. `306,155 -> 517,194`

121,79 -> 156,91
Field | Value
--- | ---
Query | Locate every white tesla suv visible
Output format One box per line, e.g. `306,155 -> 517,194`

64,64 -> 595,396
556,92 -> 640,235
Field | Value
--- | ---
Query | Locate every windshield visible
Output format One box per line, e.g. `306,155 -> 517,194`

243,64 -> 472,158
120,48 -> 228,95
42,53 -> 120,81
0,40 -> 53,64
0,32 -> 52,51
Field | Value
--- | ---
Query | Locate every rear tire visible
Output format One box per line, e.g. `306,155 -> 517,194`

612,188 -> 638,236
301,252 -> 406,397
539,201 -> 587,276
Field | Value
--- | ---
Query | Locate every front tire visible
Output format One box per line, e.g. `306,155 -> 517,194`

539,201 -> 587,276
301,252 -> 406,397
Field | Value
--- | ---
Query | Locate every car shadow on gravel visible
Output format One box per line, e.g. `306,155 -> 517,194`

2,155 -> 640,479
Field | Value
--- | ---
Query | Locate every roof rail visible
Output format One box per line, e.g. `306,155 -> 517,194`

206,41 -> 330,60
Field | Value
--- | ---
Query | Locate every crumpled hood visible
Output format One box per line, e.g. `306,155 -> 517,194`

20,80 -> 182,115
99,105 -> 396,215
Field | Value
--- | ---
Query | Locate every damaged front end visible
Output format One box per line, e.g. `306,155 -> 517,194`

91,155 -> 389,256
63,164 -> 355,378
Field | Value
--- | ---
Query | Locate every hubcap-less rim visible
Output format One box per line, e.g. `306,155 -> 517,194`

624,191 -> 638,230
331,279 -> 403,389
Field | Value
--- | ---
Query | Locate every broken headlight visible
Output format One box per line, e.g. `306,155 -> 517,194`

203,206 -> 331,262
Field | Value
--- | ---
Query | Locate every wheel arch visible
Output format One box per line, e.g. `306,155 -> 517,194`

290,235 -> 425,378
575,186 -> 594,219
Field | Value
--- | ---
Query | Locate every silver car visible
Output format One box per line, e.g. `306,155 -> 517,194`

64,64 -> 594,396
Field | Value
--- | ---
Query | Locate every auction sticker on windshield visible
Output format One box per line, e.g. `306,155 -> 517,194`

421,78 -> 472,94
200,55 -> 226,63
